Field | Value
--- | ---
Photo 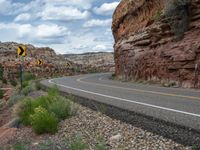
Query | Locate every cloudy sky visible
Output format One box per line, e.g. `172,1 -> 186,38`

0,0 -> 119,54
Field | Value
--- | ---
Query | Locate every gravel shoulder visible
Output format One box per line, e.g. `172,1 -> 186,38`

2,103 -> 191,150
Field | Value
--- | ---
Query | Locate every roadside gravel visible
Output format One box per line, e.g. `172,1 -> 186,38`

2,104 -> 192,150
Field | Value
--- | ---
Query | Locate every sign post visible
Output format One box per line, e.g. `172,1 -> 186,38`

17,46 -> 26,90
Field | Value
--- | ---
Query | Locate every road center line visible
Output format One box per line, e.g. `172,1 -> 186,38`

49,79 -> 200,118
76,76 -> 200,100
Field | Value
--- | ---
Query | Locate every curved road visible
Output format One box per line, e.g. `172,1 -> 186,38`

42,73 -> 200,131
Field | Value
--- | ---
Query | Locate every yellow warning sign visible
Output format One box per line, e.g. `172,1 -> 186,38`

17,46 -> 26,57
38,59 -> 43,65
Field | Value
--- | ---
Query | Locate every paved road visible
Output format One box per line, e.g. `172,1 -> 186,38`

42,73 -> 200,131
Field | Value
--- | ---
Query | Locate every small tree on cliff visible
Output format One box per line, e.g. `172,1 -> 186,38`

0,64 -> 4,81
164,0 -> 191,40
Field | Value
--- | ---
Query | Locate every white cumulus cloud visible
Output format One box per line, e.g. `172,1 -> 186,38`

45,0 -> 93,9
93,2 -> 119,15
35,24 -> 69,38
41,6 -> 90,21
83,19 -> 112,27
0,22 -> 69,43
14,13 -> 31,22
0,0 -> 23,15
92,44 -> 107,51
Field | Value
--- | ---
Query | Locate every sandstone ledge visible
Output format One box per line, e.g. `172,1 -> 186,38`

112,0 -> 200,88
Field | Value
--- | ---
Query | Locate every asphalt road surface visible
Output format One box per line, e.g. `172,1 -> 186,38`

42,73 -> 200,131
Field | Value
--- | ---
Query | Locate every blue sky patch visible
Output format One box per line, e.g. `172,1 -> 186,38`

0,0 -> 119,54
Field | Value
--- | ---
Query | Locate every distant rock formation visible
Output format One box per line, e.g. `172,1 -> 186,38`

64,52 -> 114,73
112,0 -> 200,88
0,42 -> 114,80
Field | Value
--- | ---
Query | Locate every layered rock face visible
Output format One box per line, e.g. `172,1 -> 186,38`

112,0 -> 200,88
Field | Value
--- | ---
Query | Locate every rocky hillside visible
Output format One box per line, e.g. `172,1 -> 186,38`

0,42 -> 75,79
0,42 -> 114,80
0,42 -> 56,58
112,0 -> 200,88
64,52 -> 114,72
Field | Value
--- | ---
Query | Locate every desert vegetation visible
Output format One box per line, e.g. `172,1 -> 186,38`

0,89 -> 4,99
18,87 -> 77,134
0,64 -> 3,81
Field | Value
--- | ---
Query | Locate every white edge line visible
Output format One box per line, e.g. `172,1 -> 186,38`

49,79 -> 200,118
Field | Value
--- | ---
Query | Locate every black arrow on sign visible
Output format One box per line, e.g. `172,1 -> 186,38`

19,46 -> 24,55
38,60 -> 42,65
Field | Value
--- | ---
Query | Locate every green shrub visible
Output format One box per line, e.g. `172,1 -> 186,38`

69,135 -> 88,150
19,95 -> 53,125
12,142 -> 28,150
21,86 -> 33,96
95,136 -> 107,150
0,89 -> 4,99
30,106 -> 58,134
10,79 -> 17,87
97,143 -> 106,150
38,140 -> 60,150
18,87 -> 77,134
192,145 -> 199,150
48,86 -> 59,97
21,83 -> 36,96
161,80 -> 177,87
24,72 -> 36,81
22,81 -> 29,88
48,97 -> 72,120
34,96 -> 52,110
0,64 -> 3,81
2,78 -> 7,84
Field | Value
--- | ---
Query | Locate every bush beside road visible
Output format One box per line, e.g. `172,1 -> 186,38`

0,73 -> 198,150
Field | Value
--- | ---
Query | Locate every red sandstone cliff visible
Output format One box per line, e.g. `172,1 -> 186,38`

112,0 -> 200,88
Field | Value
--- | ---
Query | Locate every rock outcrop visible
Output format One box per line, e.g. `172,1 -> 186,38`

112,0 -> 200,88
64,52 -> 115,73
0,42 -> 56,59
